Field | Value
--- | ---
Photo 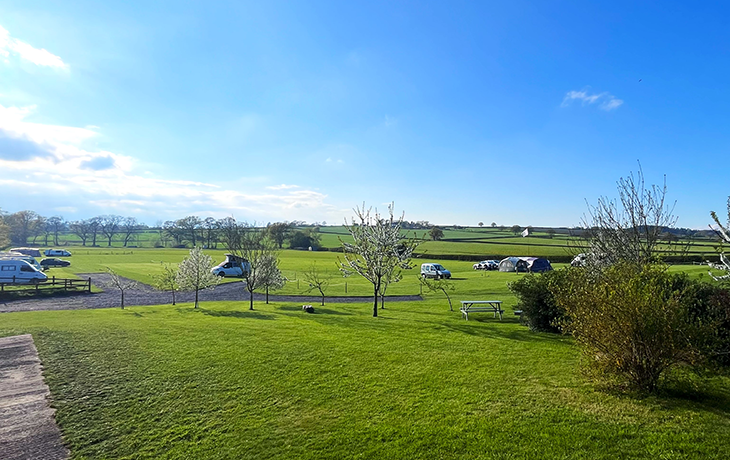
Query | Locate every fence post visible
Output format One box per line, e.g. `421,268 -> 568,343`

53,276 -> 56,284
88,278 -> 92,293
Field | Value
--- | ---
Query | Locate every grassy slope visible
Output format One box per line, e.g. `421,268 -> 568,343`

2,301 -> 729,459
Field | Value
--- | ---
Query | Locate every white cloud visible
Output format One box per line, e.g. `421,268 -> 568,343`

0,25 -> 68,69
266,184 -> 300,190
0,103 -> 341,222
562,88 -> 623,111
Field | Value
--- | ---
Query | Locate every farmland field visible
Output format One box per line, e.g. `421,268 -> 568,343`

2,244 -> 728,459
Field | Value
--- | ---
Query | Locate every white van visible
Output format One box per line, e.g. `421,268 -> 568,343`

0,260 -> 49,284
211,253 -> 251,278
0,252 -> 43,272
420,263 -> 452,279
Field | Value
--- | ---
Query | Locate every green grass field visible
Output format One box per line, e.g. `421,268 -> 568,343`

2,300 -> 729,459
3,246 -> 728,458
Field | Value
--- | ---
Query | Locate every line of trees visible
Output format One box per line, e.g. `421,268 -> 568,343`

0,209 -> 325,251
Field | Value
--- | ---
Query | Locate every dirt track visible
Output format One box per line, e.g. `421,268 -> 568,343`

0,334 -> 69,459
0,274 -> 422,313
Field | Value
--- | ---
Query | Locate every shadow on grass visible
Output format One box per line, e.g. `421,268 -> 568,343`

439,321 -> 569,344
193,308 -> 276,320
277,305 -> 353,316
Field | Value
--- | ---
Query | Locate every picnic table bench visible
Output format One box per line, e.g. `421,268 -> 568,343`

460,300 -> 504,320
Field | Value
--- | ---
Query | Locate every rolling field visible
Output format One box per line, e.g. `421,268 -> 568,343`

2,300 -> 730,459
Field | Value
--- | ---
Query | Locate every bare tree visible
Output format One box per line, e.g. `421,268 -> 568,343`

339,203 -> 420,317
221,221 -> 277,311
176,216 -> 203,246
100,215 -> 123,247
89,217 -> 101,246
47,216 -> 65,246
203,217 -> 218,248
121,217 -> 139,247
709,197 -> 730,281
304,263 -> 330,306
176,247 -> 219,309
420,276 -> 456,311
582,166 -> 680,265
69,220 -> 92,246
154,263 -> 179,305
105,267 -> 137,309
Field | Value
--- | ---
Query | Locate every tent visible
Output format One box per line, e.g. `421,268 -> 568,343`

498,257 -> 529,272
524,257 -> 553,273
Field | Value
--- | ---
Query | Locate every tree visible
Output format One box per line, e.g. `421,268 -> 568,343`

0,209 -> 9,248
546,228 -> 556,239
89,217 -> 101,246
511,225 -> 522,235
220,221 -> 277,310
153,263 -> 179,305
478,222 -> 484,227
6,210 -> 41,246
47,216 -> 65,246
582,166 -> 679,266
121,217 -> 139,247
69,220 -> 92,246
491,222 -> 497,228
303,263 -> 330,306
100,215 -> 123,246
203,217 -> 219,248
257,252 -> 286,304
176,247 -> 219,309
176,216 -> 203,246
339,203 -> 420,317
420,276 -> 455,311
429,227 -> 444,241
105,267 -> 137,309
265,222 -> 293,249
709,197 -> 730,281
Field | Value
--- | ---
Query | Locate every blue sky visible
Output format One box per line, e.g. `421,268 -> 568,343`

0,1 -> 728,228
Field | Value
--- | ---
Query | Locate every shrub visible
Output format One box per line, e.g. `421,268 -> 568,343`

552,263 -> 702,393
509,269 -> 569,332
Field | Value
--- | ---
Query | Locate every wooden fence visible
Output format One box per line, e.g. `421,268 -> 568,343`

0,277 -> 92,295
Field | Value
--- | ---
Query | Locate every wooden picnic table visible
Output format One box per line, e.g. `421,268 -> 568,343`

460,300 -> 504,320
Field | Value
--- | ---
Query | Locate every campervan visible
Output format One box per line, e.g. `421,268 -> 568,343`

420,263 -> 451,279
0,260 -> 48,284
211,253 -> 251,278
0,252 -> 43,271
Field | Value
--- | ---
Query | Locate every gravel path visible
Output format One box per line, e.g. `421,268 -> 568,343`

0,334 -> 69,459
0,274 -> 423,313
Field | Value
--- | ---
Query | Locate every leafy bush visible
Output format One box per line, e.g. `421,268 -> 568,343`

552,263 -> 703,392
509,270 -> 569,332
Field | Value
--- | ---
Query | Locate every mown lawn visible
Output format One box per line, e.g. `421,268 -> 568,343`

1,299 -> 729,459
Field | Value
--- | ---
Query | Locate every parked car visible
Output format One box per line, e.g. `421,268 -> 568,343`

211,253 -> 251,277
40,258 -> 71,269
0,260 -> 48,284
421,263 -> 451,279
44,249 -> 72,257
473,260 -> 499,270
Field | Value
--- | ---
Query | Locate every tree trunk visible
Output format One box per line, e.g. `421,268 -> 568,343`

249,289 -> 254,310
373,284 -> 378,317
321,293 -> 324,306
266,286 -> 269,304
121,291 -> 125,309
172,289 -> 176,306
194,288 -> 199,308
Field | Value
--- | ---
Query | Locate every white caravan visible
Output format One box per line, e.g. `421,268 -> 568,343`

0,252 -> 43,271
0,259 -> 49,284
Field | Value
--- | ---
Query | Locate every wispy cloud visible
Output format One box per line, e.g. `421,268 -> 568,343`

384,115 -> 398,128
0,103 -> 340,222
562,89 -> 623,111
0,25 -> 68,69
266,184 -> 299,190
